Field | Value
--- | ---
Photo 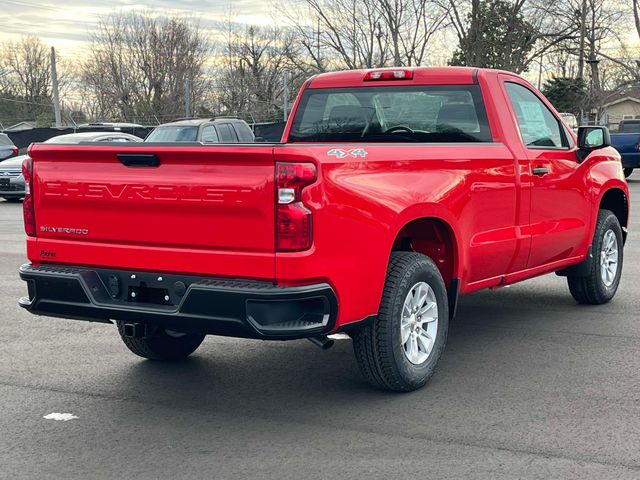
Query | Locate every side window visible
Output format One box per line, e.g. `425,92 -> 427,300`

217,124 -> 238,143
505,82 -> 566,148
201,125 -> 219,143
233,123 -> 254,142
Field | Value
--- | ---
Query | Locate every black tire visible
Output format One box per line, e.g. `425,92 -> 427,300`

352,252 -> 449,392
624,168 -> 634,178
116,322 -> 205,360
567,210 -> 623,305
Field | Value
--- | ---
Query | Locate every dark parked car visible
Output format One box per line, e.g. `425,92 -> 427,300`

145,118 -> 255,143
0,131 -> 142,202
0,133 -> 19,161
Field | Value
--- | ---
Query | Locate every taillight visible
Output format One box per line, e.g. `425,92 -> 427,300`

11,146 -> 19,156
276,162 -> 317,252
22,156 -> 36,237
363,69 -> 414,81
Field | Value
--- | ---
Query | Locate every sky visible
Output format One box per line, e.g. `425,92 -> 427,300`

1,0 -> 275,58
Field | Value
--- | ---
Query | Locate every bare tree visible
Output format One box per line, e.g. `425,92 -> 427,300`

0,36 -> 55,124
2,36 -> 51,102
215,24 -> 301,121
285,0 -> 446,71
81,12 -> 211,122
377,0 -> 448,66
286,0 -> 386,70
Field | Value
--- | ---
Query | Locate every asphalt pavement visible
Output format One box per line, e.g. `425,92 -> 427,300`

1,176 -> 639,479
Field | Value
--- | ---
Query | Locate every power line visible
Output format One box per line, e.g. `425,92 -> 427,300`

4,0 -> 58,11
0,97 -> 53,107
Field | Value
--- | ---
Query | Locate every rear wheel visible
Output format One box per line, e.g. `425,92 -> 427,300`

624,168 -> 634,178
116,321 -> 205,360
567,210 -> 623,305
352,252 -> 449,392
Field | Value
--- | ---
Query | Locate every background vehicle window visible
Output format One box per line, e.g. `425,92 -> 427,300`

505,82 -> 565,148
145,126 -> 198,142
289,85 -> 492,143
201,125 -> 219,143
217,124 -> 238,142
232,123 -> 255,142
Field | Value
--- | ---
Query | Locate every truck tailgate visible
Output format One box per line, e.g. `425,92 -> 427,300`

29,144 -> 276,279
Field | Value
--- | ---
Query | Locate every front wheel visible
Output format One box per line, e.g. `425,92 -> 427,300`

567,210 -> 623,305
352,252 -> 449,392
624,168 -> 634,178
116,321 -> 205,360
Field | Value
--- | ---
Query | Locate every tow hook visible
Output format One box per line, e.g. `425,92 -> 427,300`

308,335 -> 335,350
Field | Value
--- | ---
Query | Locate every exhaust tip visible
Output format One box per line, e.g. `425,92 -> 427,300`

308,335 -> 335,350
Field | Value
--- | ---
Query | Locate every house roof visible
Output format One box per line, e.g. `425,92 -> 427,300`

3,121 -> 36,132
601,87 -> 640,107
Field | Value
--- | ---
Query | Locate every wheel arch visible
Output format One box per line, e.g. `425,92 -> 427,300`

388,209 -> 462,318
598,187 -> 629,243
390,216 -> 460,288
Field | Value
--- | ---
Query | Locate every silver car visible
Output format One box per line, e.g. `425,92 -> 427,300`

0,133 -> 19,161
0,131 -> 142,202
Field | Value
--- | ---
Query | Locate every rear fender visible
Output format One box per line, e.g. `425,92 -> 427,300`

389,204 -> 463,284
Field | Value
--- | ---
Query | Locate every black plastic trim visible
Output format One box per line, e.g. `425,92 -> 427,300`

555,247 -> 593,277
117,153 -> 160,167
472,68 -> 479,84
334,315 -> 376,333
18,264 -> 338,340
448,278 -> 460,320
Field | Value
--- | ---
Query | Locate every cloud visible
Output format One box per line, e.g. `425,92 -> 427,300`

0,0 -> 275,57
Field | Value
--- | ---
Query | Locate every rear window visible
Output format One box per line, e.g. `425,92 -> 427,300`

618,121 -> 640,133
145,126 -> 198,142
289,85 -> 492,143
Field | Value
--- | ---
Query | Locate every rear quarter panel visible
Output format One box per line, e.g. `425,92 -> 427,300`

275,143 -> 518,328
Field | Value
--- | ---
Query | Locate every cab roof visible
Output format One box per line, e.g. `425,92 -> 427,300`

308,67 -> 514,89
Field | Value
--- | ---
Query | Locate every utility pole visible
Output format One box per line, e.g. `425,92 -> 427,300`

283,71 -> 289,122
577,0 -> 587,80
537,52 -> 544,90
184,78 -> 191,118
50,47 -> 62,127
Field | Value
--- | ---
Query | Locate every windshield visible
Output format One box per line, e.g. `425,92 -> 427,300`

145,126 -> 198,142
289,85 -> 492,143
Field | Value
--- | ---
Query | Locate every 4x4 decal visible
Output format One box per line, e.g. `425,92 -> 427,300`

327,148 -> 368,159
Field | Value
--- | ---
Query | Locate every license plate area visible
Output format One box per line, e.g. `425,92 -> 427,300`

127,284 -> 172,306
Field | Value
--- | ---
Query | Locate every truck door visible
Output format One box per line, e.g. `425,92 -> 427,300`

502,80 -> 591,269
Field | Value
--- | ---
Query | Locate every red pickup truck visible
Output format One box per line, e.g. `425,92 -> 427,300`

18,67 -> 629,391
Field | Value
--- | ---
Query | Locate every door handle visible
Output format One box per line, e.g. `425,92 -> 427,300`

117,153 -> 160,167
532,166 -> 549,176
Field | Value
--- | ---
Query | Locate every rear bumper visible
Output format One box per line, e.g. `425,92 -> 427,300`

18,264 -> 338,340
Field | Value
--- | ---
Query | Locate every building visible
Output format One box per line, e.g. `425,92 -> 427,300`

600,87 -> 640,130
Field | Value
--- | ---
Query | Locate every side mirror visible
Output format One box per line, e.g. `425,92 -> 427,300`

577,126 -> 611,162
578,126 -> 610,150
